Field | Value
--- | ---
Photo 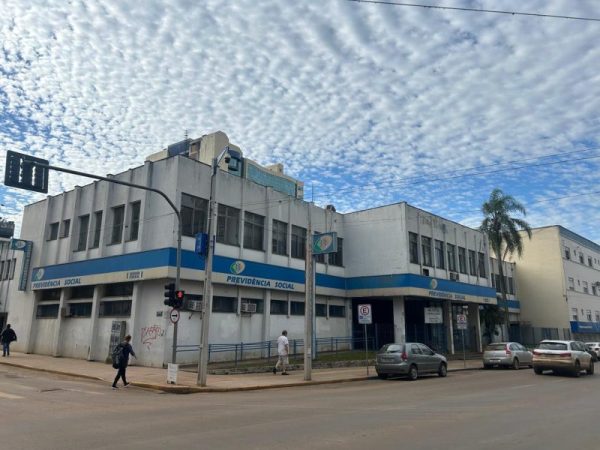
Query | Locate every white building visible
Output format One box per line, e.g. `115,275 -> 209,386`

511,226 -> 600,343
4,136 -> 500,367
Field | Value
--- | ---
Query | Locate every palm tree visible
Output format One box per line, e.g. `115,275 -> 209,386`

480,188 -> 532,340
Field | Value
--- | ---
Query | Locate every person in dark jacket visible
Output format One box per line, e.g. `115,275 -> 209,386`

112,334 -> 136,389
1,324 -> 17,357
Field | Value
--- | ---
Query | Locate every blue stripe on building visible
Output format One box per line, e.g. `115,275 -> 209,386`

32,248 -> 496,299
570,321 -> 600,334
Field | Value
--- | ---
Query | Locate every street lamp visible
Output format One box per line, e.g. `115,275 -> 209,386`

197,147 -> 240,386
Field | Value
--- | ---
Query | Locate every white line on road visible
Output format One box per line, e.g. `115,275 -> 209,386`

509,384 -> 535,389
0,391 -> 24,399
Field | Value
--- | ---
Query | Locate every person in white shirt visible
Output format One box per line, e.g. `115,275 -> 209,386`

273,330 -> 290,375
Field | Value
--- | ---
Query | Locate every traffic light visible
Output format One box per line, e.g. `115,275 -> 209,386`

164,282 -> 175,307
174,290 -> 185,309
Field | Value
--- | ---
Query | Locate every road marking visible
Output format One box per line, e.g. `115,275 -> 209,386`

509,384 -> 535,389
0,391 -> 24,399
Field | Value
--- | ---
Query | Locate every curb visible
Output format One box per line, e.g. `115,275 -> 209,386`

0,360 -> 106,382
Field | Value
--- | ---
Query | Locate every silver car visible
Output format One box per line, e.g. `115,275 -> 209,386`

533,340 -> 594,377
483,342 -> 533,370
375,342 -> 448,381
585,342 -> 600,358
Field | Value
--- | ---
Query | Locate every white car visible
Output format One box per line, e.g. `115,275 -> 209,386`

585,342 -> 600,357
533,340 -> 594,377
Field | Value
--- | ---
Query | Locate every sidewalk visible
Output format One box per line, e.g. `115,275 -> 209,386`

0,353 -> 483,394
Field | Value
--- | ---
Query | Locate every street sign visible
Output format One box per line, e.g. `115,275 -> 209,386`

456,314 -> 467,330
424,307 -> 443,324
169,308 -> 180,324
358,304 -> 372,325
4,150 -> 49,193
312,232 -> 338,255
195,233 -> 208,256
167,363 -> 178,384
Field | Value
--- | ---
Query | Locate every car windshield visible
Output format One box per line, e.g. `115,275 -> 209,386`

486,344 -> 506,351
538,342 -> 568,351
380,344 -> 403,353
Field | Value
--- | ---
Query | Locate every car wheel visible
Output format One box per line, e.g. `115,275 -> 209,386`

408,364 -> 418,381
573,360 -> 581,377
512,358 -> 520,370
533,366 -> 543,375
438,363 -> 447,377
587,361 -> 595,375
377,373 -> 388,380
483,364 -> 492,370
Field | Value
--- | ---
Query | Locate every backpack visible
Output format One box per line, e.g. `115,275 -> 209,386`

111,344 -> 124,369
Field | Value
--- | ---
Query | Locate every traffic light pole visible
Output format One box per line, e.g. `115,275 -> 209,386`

23,161 -> 183,365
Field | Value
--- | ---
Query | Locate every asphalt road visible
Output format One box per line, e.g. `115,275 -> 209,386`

0,365 -> 598,450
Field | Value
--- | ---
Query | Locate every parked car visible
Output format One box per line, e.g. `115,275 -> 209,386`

375,342 -> 447,381
584,344 -> 599,362
483,342 -> 533,369
532,340 -> 594,377
585,342 -> 600,358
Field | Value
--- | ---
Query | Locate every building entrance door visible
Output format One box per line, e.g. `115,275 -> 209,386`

351,298 -> 394,350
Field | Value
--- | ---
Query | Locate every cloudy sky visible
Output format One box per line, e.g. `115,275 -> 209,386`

1,0 -> 599,243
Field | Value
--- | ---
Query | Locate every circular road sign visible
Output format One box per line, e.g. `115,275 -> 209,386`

169,308 -> 180,324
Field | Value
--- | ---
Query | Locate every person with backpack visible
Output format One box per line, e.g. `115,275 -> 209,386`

112,334 -> 136,389
1,324 -> 17,357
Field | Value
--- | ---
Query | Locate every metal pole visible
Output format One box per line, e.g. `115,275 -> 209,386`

364,323 -> 369,376
171,217 -> 182,365
197,148 -> 229,386
304,204 -> 313,381
462,328 -> 466,369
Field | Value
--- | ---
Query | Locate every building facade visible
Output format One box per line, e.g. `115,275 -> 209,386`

5,140 -> 502,367
511,226 -> 600,342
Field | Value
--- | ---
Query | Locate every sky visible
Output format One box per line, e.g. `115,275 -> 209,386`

1,0 -> 599,244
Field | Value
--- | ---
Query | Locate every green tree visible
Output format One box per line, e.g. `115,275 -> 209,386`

480,188 -> 532,339
480,304 -> 504,344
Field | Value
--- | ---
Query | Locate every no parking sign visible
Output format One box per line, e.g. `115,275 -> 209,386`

358,304 -> 372,324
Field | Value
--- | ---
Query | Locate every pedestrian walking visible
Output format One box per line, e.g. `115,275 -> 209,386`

112,335 -> 136,389
273,330 -> 290,375
0,324 -> 17,357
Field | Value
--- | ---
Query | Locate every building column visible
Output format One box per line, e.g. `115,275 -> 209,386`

469,303 -> 482,352
52,289 -> 68,357
87,285 -> 103,361
444,301 -> 454,355
392,296 -> 405,343
25,291 -> 40,354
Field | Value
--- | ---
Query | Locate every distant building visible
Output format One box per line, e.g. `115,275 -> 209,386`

511,226 -> 600,343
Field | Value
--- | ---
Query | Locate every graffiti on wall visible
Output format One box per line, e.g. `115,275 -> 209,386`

141,325 -> 165,350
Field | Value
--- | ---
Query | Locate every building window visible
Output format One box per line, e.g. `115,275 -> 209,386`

583,281 -> 589,294
110,205 -> 125,244
329,238 -> 343,267
128,201 -> 141,241
104,282 -> 133,297
478,252 -> 486,278
571,308 -> 578,321
68,302 -> 92,318
468,250 -> 477,276
579,254 -> 584,264
587,310 -> 593,321
76,215 -> 89,251
270,299 -> 288,315
508,277 -> 514,295
212,296 -> 237,313
434,240 -> 445,269
272,220 -> 288,256
447,244 -> 457,272
291,225 -> 306,259
316,303 -> 327,317
596,311 -> 600,322
60,219 -> 71,238
181,193 -> 208,237
564,246 -> 570,260
329,305 -> 346,318
568,277 -> 575,290
70,285 -> 95,299
409,232 -> 419,264
593,284 -> 598,296
421,236 -> 432,267
217,205 -> 240,246
290,301 -> 305,315
458,247 -> 467,274
36,304 -> 59,318
99,300 -> 131,317
91,211 -> 103,248
48,222 -> 59,241
589,257 -> 593,267
241,298 -> 264,314
41,288 -> 61,301
243,211 -> 265,251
